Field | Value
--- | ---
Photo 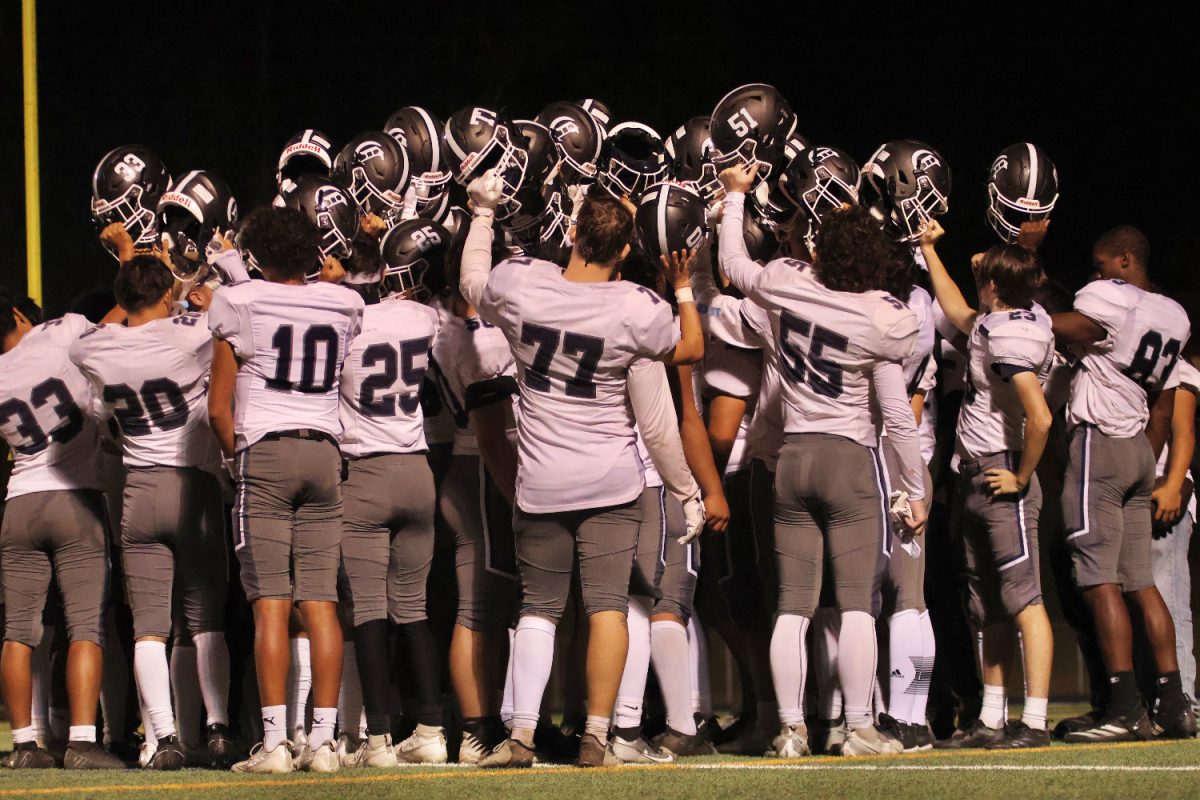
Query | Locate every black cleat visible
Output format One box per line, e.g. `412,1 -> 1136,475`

912,724 -> 934,751
1153,702 -> 1198,740
5,741 -> 56,769
934,719 -> 1006,749
206,724 -> 245,769
64,740 -> 127,770
1053,708 -> 1104,740
654,726 -> 717,757
877,714 -> 919,752
145,736 -> 185,771
1065,706 -> 1155,743
986,720 -> 1050,749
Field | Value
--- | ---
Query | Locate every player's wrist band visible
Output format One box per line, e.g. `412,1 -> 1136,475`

674,286 -> 694,304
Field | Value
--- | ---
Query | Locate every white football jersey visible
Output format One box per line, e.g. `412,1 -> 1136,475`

208,280 -> 364,451
956,306 -> 1054,460
740,258 -> 919,448
339,295 -> 440,458
636,430 -> 663,489
701,339 -> 762,401
431,307 -> 518,457
0,314 -> 101,498
1067,280 -> 1191,437
478,256 -> 678,513
70,312 -> 220,470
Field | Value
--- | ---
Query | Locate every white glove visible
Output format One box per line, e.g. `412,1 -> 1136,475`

468,169 -> 503,211
677,493 -> 707,545
889,490 -> 911,527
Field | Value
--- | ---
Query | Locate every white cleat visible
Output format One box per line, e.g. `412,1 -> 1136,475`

771,724 -> 811,758
232,741 -> 294,774
138,738 -> 158,768
290,728 -> 308,760
296,740 -> 340,773
342,733 -> 398,768
394,725 -> 448,764
842,725 -> 903,756
457,731 -> 489,765
610,734 -> 675,764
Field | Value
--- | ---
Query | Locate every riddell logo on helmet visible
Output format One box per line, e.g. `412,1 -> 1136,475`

160,192 -> 202,216
284,142 -> 324,158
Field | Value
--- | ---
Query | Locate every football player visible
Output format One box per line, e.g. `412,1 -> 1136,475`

459,173 -> 705,768
207,207 -> 365,773
920,222 -> 1056,749
717,163 -> 927,757
0,289 -> 124,770
1053,226 -> 1196,741
70,256 -> 238,769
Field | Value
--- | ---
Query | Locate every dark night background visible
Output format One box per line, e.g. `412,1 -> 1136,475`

1,3 -> 1197,320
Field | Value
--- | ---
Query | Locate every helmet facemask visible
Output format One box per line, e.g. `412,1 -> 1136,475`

986,183 -> 1056,243
91,184 -> 158,251
381,258 -> 433,302
800,163 -> 860,225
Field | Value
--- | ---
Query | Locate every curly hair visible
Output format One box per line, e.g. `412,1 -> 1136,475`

813,205 -> 912,295
113,255 -> 175,313
239,206 -> 321,281
975,244 -> 1044,310
575,194 -> 633,265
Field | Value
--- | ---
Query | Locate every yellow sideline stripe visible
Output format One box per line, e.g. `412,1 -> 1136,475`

0,738 -> 1192,797
22,0 -> 43,305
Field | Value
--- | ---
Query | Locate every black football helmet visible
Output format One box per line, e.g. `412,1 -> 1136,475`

861,139 -> 952,242
444,106 -> 529,210
986,142 -> 1059,243
156,170 -> 238,275
91,145 -> 172,249
280,175 -> 360,272
742,203 -> 779,263
384,106 -> 453,217
535,101 -> 604,185
577,98 -> 612,135
636,182 -> 708,261
664,117 -> 722,204
379,218 -> 451,302
779,145 -> 861,227
507,184 -> 574,265
333,131 -> 410,223
595,122 -> 669,200
709,84 -> 797,188
275,129 -> 334,191
751,134 -> 814,231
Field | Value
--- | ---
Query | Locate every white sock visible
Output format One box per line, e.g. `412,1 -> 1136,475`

887,610 -> 922,724
687,616 -> 712,717
261,704 -> 287,751
337,642 -> 363,741
500,627 -> 516,727
510,616 -> 557,731
615,599 -> 652,730
309,707 -> 337,749
812,608 -> 842,719
194,631 -> 231,727
770,614 -> 810,726
12,725 -> 36,745
1022,696 -> 1048,731
288,637 -> 312,733
584,714 -> 610,745
838,611 -> 878,730
651,619 -> 697,735
69,725 -> 97,743
359,707 -> 368,741
911,611 -> 936,725
30,625 -> 54,745
981,684 -> 1007,729
134,641 -> 177,740
170,643 -> 201,747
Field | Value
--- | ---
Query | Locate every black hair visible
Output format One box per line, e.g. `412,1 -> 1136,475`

239,206 -> 321,281
975,244 -> 1045,310
1094,225 -> 1150,269
813,205 -> 912,294
113,255 -> 175,313
575,195 -> 633,265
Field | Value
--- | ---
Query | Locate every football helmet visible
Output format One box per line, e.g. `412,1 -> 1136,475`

709,83 -> 797,187
91,145 -> 172,249
275,129 -> 334,191
333,131 -> 410,223
741,203 -> 779,263
861,139 -> 951,242
379,218 -> 451,302
779,145 -> 861,226
635,182 -> 708,261
986,142 -> 1059,242
595,122 -> 669,200
535,101 -> 603,185
279,175 -> 360,268
384,106 -> 453,217
751,134 -> 814,230
156,170 -> 238,275
507,186 -> 574,265
577,98 -> 612,135
664,117 -> 723,203
444,106 -> 529,209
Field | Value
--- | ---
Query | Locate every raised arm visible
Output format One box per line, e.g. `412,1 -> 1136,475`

716,163 -> 765,295
460,172 -> 502,313
918,220 -> 976,335
659,250 -> 704,365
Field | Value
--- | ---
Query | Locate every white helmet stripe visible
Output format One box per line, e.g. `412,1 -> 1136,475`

415,107 -> 441,172
1025,142 -> 1039,201
657,186 -> 671,259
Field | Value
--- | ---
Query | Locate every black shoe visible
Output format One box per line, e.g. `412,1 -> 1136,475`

934,719 -> 1006,749
654,725 -> 717,757
1153,702 -> 1198,740
145,736 -> 185,771
986,720 -> 1050,749
64,740 -> 127,770
5,741 -> 56,769
206,724 -> 245,769
913,724 -> 934,751
534,721 -> 579,762
1064,705 -> 1154,743
1053,708 -> 1104,740
709,712 -> 750,746
877,714 -> 919,751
